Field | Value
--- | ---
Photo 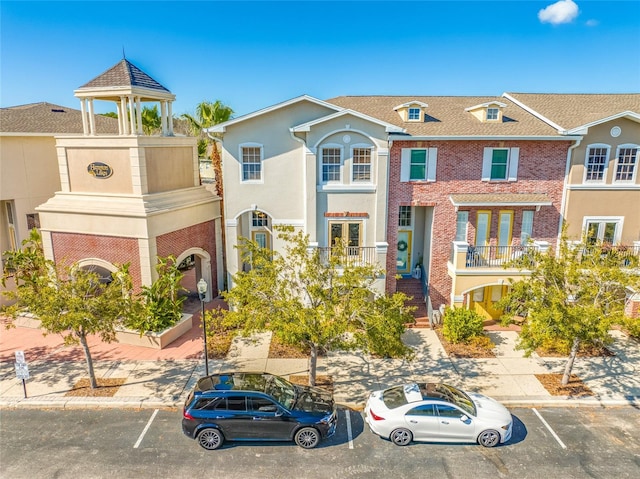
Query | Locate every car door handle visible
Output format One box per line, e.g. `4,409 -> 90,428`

252,417 -> 263,420
215,416 -> 225,419
409,420 -> 418,424
441,421 -> 449,425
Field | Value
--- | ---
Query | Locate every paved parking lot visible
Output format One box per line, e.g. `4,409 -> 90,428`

1,407 -> 638,478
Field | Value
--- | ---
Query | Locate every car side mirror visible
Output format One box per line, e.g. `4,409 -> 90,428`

275,408 -> 285,417
460,414 -> 469,422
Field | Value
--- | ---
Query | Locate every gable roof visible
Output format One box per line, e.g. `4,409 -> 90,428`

325,95 -> 561,137
503,93 -> 640,132
206,95 -> 343,133
0,102 -> 119,135
291,109 -> 405,133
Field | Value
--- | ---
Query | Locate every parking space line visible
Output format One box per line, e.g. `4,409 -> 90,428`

532,408 -> 566,449
345,409 -> 354,449
134,409 -> 159,449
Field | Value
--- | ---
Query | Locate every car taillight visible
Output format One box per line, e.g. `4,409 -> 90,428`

183,408 -> 194,420
369,409 -> 385,421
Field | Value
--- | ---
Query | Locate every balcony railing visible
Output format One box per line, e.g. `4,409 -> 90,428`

464,244 -> 538,268
577,244 -> 640,267
317,246 -> 378,267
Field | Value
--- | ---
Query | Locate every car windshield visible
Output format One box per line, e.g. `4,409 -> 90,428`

265,374 -> 297,410
432,384 -> 476,416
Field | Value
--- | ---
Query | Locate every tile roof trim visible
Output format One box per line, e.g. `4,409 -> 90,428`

393,101 -> 429,110
206,95 -> 343,133
464,101 -> 507,111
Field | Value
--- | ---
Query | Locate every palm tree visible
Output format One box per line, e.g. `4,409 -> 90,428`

181,100 -> 234,290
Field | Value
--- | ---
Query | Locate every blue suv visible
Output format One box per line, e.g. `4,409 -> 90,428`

182,372 -> 337,450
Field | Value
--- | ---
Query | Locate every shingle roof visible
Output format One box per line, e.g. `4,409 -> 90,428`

325,96 -> 561,137
449,193 -> 552,206
505,93 -> 640,131
79,59 -> 170,92
0,102 -> 119,134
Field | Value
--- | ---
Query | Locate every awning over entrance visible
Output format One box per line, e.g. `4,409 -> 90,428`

449,193 -> 552,210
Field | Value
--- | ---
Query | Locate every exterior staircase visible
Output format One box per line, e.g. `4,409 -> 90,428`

396,277 -> 430,328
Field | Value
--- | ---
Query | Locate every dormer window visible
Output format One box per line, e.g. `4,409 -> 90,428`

465,101 -> 506,123
394,101 -> 428,122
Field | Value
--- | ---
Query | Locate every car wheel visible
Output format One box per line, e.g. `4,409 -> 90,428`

294,427 -> 320,449
478,429 -> 500,448
390,428 -> 412,446
197,428 -> 224,450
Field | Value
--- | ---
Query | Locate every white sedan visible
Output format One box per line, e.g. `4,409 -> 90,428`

364,382 -> 512,447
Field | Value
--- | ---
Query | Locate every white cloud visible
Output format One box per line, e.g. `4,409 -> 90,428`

585,19 -> 599,27
538,0 -> 580,25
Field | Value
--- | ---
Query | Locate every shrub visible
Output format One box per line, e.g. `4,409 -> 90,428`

620,316 -> 640,339
442,307 -> 484,344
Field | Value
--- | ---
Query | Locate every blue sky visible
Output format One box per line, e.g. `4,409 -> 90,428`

2,1 -> 639,118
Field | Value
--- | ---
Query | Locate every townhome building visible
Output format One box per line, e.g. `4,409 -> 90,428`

207,95 -> 404,294
505,93 -> 640,317
328,96 -> 577,322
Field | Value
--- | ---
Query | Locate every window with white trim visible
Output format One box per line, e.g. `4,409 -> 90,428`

614,144 -> 638,182
321,147 -> 342,182
241,145 -> 262,181
399,206 -> 412,227
482,147 -> 519,181
408,107 -> 421,121
486,108 -> 499,120
400,148 -> 438,182
352,147 -> 372,182
584,218 -> 621,245
521,211 -> 534,243
584,144 -> 609,182
252,211 -> 268,227
455,211 -> 469,242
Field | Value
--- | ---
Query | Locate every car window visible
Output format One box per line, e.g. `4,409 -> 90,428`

226,396 -> 247,411
250,397 -> 279,413
435,404 -> 463,418
406,404 -> 435,416
194,397 -> 226,411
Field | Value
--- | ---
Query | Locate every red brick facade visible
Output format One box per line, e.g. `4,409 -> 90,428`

51,232 -> 142,289
386,139 -> 572,310
157,220 -> 218,293
51,220 -> 218,294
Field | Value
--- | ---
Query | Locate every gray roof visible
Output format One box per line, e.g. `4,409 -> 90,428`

505,93 -> 640,131
79,59 -> 170,92
326,96 -> 561,137
0,102 -> 119,134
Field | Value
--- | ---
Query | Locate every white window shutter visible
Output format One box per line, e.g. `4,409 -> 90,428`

427,147 -> 438,181
482,147 -> 492,180
508,147 -> 519,181
400,149 -> 410,182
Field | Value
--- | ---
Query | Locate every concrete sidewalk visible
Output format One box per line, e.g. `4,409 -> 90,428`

1,327 -> 639,410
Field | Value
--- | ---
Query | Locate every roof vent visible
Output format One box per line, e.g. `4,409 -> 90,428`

51,109 -> 65,113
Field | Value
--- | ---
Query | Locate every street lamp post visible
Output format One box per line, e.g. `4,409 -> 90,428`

197,278 -> 209,376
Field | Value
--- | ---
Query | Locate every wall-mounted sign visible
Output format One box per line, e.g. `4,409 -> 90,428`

87,162 -> 113,179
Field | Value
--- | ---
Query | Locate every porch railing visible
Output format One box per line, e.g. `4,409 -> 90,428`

464,244 -> 538,268
317,246 -> 378,267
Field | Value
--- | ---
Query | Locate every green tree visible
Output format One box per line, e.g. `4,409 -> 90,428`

499,234 -> 640,386
2,230 -> 133,389
123,256 -> 187,334
214,226 -> 414,385
181,100 -> 234,159
141,105 -> 161,135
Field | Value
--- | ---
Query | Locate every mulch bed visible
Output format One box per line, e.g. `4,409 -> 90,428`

535,345 -> 615,358
289,375 -> 334,393
65,378 -> 126,397
434,328 -> 496,358
535,374 -> 594,397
